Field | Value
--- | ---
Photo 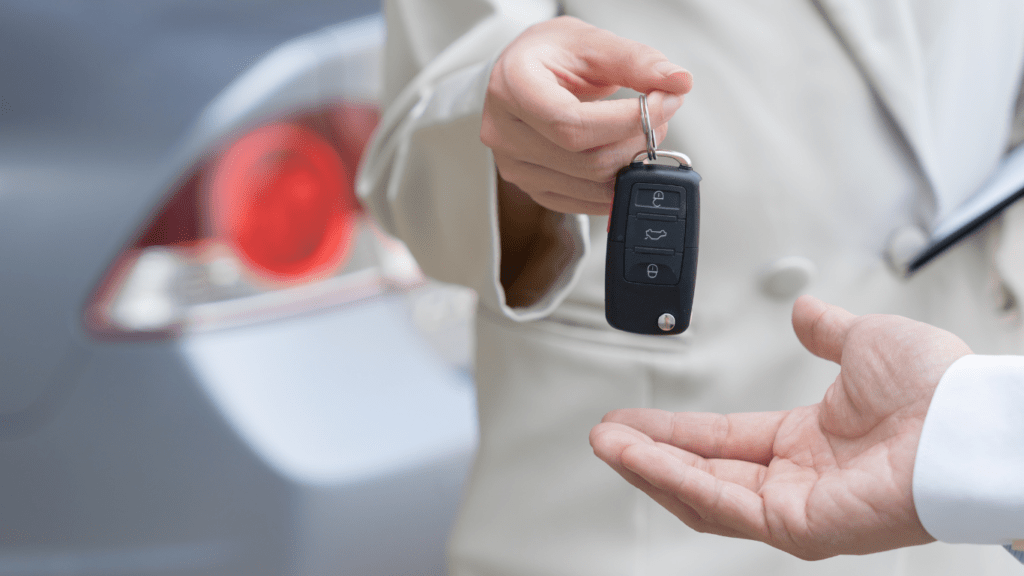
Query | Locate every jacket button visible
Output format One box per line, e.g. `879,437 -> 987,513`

886,225 -> 928,273
760,256 -> 816,299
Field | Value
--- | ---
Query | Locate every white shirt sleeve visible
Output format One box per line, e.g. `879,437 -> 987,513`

356,0 -> 590,321
912,354 -> 1024,547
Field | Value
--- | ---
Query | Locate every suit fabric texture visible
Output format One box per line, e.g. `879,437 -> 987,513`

358,0 -> 1024,573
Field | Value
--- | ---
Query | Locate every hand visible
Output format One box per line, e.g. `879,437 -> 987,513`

482,16 -> 692,216
590,295 -> 973,559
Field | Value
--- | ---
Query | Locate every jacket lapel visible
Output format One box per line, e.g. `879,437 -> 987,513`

813,0 -> 1024,225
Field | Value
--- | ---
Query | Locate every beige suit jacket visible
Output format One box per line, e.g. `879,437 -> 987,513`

359,0 -> 1024,574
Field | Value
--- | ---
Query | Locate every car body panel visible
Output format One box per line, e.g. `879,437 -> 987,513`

0,3 -> 479,574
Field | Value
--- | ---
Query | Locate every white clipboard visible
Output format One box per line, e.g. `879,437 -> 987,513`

908,144 -> 1024,274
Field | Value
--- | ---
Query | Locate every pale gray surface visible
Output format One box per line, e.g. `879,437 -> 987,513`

0,2 -> 479,574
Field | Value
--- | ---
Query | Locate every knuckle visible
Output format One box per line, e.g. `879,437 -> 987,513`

551,14 -> 583,29
593,181 -> 615,203
601,152 -> 627,180
586,26 -> 620,51
500,54 -> 532,89
625,42 -> 650,65
641,43 -> 669,66
506,165 -> 556,198
703,484 -> 725,522
479,117 -> 500,149
549,114 -> 588,152
628,42 -> 662,69
515,178 -> 543,195
710,414 -> 732,457
486,60 -> 528,114
495,159 -> 527,186
594,164 -> 618,183
694,503 -> 715,522
689,521 -> 711,534
655,123 -> 670,142
668,413 -> 684,445
552,129 -> 585,153
533,191 -> 568,213
521,184 -> 545,198
793,548 -> 829,562
582,149 -> 623,182
486,59 -> 511,98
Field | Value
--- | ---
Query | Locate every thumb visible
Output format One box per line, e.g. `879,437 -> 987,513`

792,295 -> 857,364
495,17 -> 693,150
565,20 -> 693,96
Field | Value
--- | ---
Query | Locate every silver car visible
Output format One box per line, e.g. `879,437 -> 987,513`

0,3 -> 478,575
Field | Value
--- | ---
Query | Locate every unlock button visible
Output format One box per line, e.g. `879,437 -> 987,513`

630,186 -> 684,215
624,247 -> 683,285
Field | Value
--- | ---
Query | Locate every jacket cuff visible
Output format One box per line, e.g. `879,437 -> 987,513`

357,29 -> 588,322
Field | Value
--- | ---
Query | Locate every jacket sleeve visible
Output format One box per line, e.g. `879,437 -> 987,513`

356,0 -> 591,321
912,354 -> 1024,558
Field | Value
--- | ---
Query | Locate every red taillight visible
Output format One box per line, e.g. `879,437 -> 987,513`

84,103 -> 414,338
209,122 -> 357,282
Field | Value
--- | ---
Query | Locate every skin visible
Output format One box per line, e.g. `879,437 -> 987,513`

482,17 -> 692,305
590,295 -> 974,560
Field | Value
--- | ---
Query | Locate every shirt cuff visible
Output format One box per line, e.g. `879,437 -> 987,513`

913,354 -> 1024,545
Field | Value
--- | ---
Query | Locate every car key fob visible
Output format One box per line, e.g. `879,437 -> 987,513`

605,149 -> 700,335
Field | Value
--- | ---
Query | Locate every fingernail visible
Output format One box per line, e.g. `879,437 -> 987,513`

654,61 -> 686,78
663,94 -> 682,114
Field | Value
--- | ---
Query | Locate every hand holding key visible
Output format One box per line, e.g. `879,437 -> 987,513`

481,16 -> 693,216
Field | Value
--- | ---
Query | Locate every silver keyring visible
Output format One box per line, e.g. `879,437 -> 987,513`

632,150 -> 691,167
639,94 -> 657,161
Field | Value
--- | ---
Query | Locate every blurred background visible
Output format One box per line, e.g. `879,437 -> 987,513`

0,2 -> 480,574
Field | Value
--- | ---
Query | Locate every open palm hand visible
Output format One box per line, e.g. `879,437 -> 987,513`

590,296 -> 972,559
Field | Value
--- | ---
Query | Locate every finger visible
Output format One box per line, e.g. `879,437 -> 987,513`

495,157 -> 612,214
592,424 -> 770,513
590,421 -> 655,468
531,189 -> 611,216
596,416 -> 774,491
621,443 -> 771,542
513,89 -> 684,153
490,17 -> 691,152
792,295 -> 857,364
603,408 -> 786,465
549,18 -> 693,96
654,441 -> 770,494
629,469 -> 755,540
590,424 -> 753,539
495,154 -> 614,203
484,107 -> 669,182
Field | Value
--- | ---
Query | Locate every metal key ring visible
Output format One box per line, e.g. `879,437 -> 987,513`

639,93 -> 657,161
632,150 -> 691,167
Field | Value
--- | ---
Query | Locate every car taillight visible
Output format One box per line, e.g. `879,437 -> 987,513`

209,122 -> 356,282
85,103 -> 423,338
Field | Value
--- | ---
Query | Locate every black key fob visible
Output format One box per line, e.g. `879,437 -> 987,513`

605,151 -> 700,335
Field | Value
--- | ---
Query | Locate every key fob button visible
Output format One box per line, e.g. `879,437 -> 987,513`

625,215 -> 685,249
624,249 -> 683,285
630,186 -> 684,215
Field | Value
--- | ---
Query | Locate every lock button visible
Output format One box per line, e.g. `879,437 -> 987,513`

624,247 -> 683,285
